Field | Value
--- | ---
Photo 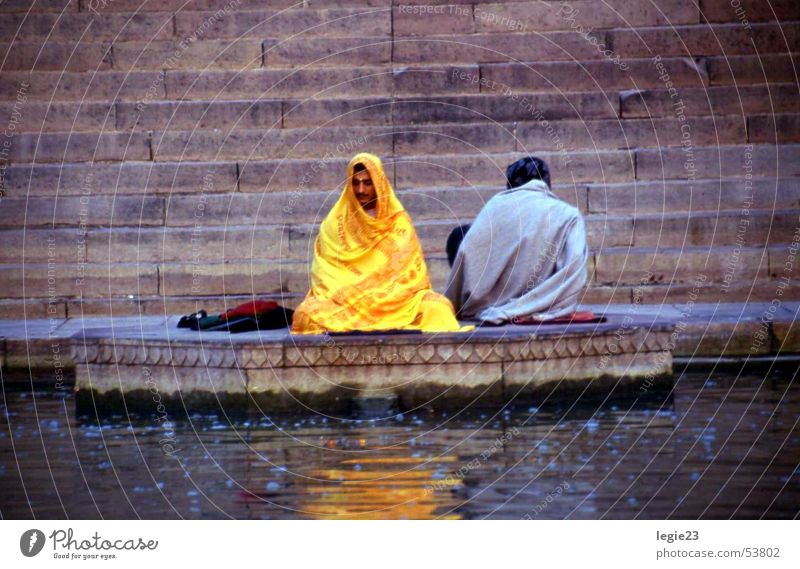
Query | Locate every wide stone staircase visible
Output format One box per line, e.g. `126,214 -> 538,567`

1,0 -> 798,318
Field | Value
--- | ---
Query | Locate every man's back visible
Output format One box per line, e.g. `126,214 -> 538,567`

445,178 -> 588,323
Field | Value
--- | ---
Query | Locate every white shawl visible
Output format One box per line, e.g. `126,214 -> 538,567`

444,178 -> 588,323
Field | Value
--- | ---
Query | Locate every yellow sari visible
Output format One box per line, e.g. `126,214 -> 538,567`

291,153 -> 469,334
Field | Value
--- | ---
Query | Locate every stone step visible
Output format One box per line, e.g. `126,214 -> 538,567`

587,178 -> 800,214
0,101 -> 116,133
700,0 -> 800,23
750,114 -> 800,144
369,31 -> 605,65
0,262 -> 160,299
635,144 -> 800,181
591,246 -> 795,287
111,37 -> 389,70
7,175 -> 795,235
66,291 -> 307,318
0,259 -> 309,299
161,186 -> 582,228
606,20 -> 800,58
394,22 -> 799,64
0,54 -> 729,102
115,99 -> 283,132
621,83 -> 800,118
0,292 -> 306,320
108,84 -> 800,133
4,146 -> 797,206
111,39 -> 263,71
90,0 -> 390,12
4,279 -> 794,319
391,151 -> 635,187
0,0 -> 76,12
394,0 -> 699,35
0,70 -> 167,102
479,56 -> 709,94
3,20 -> 794,72
10,206 -> 797,266
18,85 -> 795,134
707,53 -> 798,86
596,280 -> 800,305
77,0 -> 392,12
0,256 -> 497,300
5,243 -> 793,303
0,1 -> 703,30
164,65 -> 478,101
163,56 -> 710,101
1,161 -> 237,197
120,92 -> 615,132
160,259 -> 311,297
0,90 -> 609,133
150,116 -> 742,162
12,215 -> 624,265
0,41 -> 113,71
162,179 -> 797,223
150,126 -> 393,162
0,10 -> 174,41
0,195 -> 166,228
234,150 -> 638,191
631,210 -> 800,248
608,21 -> 799,57
0,7 -> 390,40
0,182 -> 570,229
5,132 -> 151,163
263,37 -> 392,67
174,6 -> 391,39
8,111 -> 795,164
397,115 -> 745,155
0,222 -> 435,265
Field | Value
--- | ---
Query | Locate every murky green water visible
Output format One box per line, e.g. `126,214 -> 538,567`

1,370 -> 798,519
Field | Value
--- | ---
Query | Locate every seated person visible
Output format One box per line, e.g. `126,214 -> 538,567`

444,156 -> 588,324
291,152 -> 469,334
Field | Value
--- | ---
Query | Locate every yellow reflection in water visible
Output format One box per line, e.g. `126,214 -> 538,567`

300,455 -> 462,520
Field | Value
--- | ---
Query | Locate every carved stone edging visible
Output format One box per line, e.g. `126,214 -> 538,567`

70,325 -> 674,370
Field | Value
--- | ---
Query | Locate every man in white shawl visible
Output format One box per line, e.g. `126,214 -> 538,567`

444,156 -> 589,325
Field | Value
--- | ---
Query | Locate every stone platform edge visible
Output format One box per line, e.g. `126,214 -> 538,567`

70,321 -> 674,414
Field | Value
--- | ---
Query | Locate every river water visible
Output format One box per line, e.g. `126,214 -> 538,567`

1,370 -> 798,519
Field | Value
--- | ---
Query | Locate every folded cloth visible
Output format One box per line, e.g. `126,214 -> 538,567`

253,306 -> 294,331
221,300 -> 279,321
193,314 -> 225,331
511,311 -> 605,325
176,302 -> 294,332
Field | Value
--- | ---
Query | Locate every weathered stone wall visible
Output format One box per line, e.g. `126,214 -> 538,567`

1,0 -> 798,316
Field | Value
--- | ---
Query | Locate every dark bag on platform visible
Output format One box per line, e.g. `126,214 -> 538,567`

177,301 -> 293,333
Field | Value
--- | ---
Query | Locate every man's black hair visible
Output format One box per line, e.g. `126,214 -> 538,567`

505,156 -> 551,189
446,224 -> 471,267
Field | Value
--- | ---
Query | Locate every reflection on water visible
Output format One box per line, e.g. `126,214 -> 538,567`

1,371 -> 798,519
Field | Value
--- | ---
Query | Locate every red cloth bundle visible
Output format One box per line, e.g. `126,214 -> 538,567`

221,300 -> 279,321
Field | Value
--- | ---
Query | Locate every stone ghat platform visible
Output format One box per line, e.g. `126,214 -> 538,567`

68,315 -> 674,415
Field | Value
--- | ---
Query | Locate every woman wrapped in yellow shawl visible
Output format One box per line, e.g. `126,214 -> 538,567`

291,153 -> 469,334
